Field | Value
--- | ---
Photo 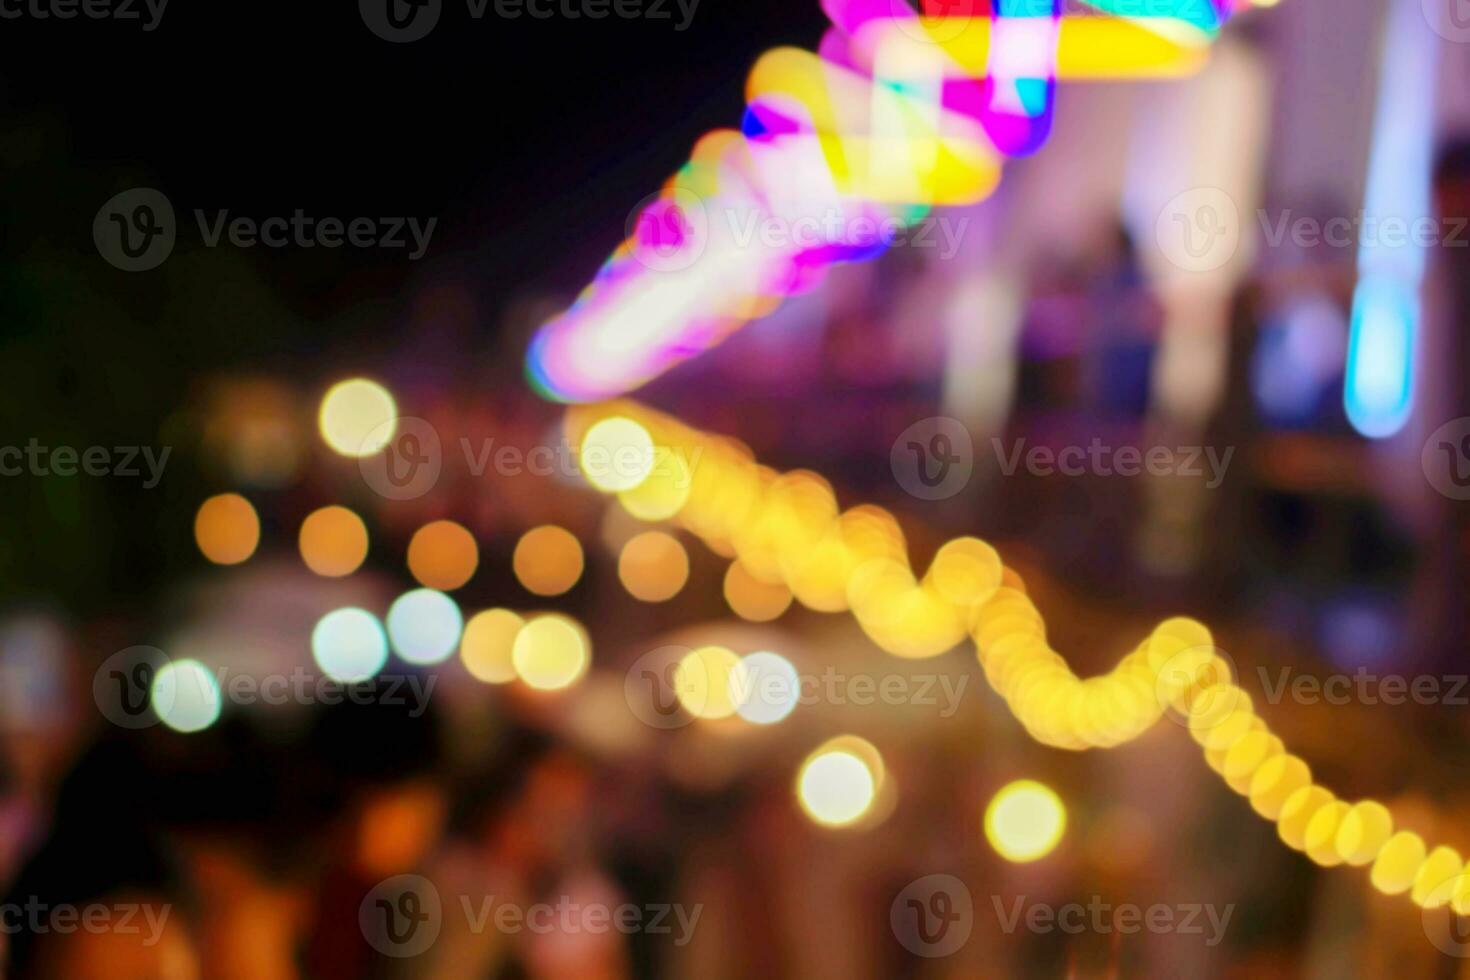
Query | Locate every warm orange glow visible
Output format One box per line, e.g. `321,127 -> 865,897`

618,531 -> 690,602
194,493 -> 260,566
298,505 -> 369,577
513,525 -> 585,597
722,559 -> 794,622
407,520 -> 480,591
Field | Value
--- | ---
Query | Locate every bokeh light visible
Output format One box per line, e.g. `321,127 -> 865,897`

194,493 -> 260,566
407,519 -> 479,591
734,650 -> 799,725
298,505 -> 369,577
386,588 -> 464,665
311,607 -> 389,683
511,614 -> 590,691
512,525 -> 585,596
318,378 -> 397,457
617,531 -> 690,602
459,608 -> 524,685
151,658 -> 222,734
580,416 -> 655,492
723,560 -> 794,622
985,779 -> 1067,863
673,646 -> 747,720
797,749 -> 877,828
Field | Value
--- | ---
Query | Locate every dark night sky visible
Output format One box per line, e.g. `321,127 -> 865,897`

0,0 -> 832,309
0,1 -> 833,608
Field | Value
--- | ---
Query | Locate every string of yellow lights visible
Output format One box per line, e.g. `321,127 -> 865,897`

562,399 -> 1470,913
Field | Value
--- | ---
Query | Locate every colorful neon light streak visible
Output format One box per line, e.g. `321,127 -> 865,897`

527,5 -> 1226,402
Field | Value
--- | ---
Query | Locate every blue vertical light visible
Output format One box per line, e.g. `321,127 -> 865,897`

1345,0 -> 1440,439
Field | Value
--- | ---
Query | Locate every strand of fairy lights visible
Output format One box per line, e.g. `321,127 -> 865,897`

562,401 -> 1470,912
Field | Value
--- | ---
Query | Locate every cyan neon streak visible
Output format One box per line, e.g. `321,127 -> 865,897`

1345,0 -> 1440,439
1079,0 -> 1223,34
